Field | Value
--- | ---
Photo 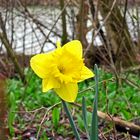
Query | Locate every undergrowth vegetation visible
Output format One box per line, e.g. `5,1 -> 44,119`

6,68 -> 140,139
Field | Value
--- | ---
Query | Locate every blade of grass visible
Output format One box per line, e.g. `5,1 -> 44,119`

90,64 -> 99,140
62,100 -> 81,140
82,96 -> 90,139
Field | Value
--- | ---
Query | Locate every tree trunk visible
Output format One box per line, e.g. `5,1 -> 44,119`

99,0 -> 137,70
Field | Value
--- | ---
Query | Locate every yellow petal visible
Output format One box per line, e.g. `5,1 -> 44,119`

42,77 -> 60,92
79,66 -> 94,82
54,83 -> 78,102
62,40 -> 82,59
30,53 -> 53,78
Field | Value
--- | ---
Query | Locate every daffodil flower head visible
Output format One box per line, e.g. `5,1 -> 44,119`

30,40 -> 94,102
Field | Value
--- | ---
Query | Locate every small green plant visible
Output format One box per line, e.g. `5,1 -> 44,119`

6,62 -> 140,138
52,108 -> 60,129
8,92 -> 16,137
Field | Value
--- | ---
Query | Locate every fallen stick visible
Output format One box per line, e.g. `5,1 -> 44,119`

73,103 -> 140,137
97,111 -> 140,137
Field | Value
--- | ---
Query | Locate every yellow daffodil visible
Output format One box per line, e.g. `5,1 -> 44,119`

30,40 -> 94,102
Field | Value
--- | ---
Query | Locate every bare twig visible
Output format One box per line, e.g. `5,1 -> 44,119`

0,13 -> 26,83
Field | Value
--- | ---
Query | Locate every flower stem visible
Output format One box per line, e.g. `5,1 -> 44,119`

62,100 -> 81,140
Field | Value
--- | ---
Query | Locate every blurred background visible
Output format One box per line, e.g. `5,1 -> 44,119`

0,0 -> 140,78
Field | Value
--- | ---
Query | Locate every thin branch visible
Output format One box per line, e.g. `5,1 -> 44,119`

0,13 -> 26,83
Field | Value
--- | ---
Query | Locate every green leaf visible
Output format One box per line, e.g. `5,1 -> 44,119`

8,92 -> 16,136
90,64 -> 99,140
77,114 -> 84,129
52,108 -> 60,129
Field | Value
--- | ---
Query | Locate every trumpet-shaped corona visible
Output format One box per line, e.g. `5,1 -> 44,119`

30,40 -> 94,102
